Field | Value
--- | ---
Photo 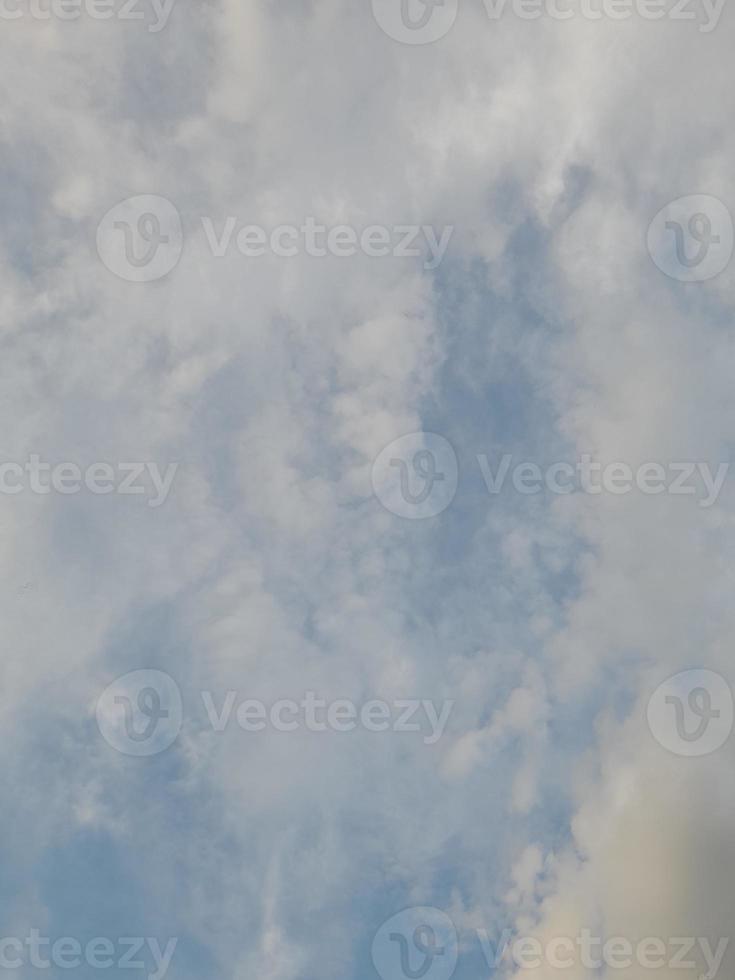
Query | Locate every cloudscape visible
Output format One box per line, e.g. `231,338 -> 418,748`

0,1 -> 733,978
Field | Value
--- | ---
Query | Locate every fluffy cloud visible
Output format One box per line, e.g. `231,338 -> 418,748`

0,1 -> 732,979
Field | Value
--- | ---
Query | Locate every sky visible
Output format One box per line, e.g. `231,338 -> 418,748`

0,1 -> 734,979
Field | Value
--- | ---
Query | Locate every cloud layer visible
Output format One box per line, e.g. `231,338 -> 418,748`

0,2 -> 733,978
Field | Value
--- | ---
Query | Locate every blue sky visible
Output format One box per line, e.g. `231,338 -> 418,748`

0,1 -> 734,979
